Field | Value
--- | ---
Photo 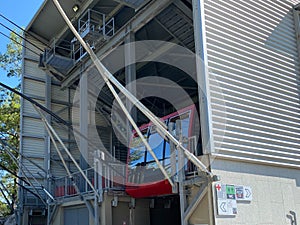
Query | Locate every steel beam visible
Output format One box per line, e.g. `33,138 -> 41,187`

125,30 -> 136,141
192,0 -> 214,154
184,184 -> 208,223
80,70 -> 89,170
45,74 -> 51,189
61,0 -> 173,88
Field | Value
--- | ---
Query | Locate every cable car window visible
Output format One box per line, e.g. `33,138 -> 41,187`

128,129 -> 147,167
146,127 -> 164,162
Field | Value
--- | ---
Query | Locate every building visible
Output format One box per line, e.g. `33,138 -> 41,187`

18,0 -> 300,224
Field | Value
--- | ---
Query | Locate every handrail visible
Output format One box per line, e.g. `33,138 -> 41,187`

53,163 -> 126,198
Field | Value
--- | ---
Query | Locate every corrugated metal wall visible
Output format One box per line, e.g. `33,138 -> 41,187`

204,0 -> 300,167
21,34 -> 114,205
21,35 -> 80,199
21,35 -> 46,186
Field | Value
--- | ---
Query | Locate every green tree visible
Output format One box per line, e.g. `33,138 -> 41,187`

0,31 -> 22,216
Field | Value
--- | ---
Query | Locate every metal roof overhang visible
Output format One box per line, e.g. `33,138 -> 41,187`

26,0 -> 81,42
25,0 -> 150,42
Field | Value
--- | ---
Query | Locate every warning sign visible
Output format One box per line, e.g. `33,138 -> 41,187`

215,184 -> 237,216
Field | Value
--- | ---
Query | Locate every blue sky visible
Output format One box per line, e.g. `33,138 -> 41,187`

0,0 -> 44,87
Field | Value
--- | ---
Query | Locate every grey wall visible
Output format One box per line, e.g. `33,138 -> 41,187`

204,0 -> 300,168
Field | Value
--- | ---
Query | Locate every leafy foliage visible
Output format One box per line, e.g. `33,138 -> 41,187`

0,32 -> 22,78
0,31 -> 22,216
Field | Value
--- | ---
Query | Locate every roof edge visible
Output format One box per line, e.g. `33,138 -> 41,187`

25,0 -> 49,31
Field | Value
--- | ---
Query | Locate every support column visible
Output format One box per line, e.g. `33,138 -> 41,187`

192,0 -> 214,155
125,29 -> 136,225
80,72 -> 89,170
45,74 -> 51,225
125,30 -> 136,137
176,120 -> 187,225
45,74 -> 51,187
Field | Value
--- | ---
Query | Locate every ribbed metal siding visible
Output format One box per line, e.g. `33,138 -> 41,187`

22,137 -> 44,158
23,78 -> 45,98
204,0 -> 300,167
24,61 -> 47,79
23,118 -> 45,137
22,98 -> 45,118
52,85 -> 69,103
24,36 -> 44,60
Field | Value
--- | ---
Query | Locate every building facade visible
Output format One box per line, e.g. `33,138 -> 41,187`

19,0 -> 300,225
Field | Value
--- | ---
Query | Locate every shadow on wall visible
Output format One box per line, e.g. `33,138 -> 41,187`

212,159 -> 300,187
264,0 -> 300,87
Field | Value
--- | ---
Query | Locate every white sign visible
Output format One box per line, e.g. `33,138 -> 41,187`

215,183 -> 237,216
235,186 -> 252,201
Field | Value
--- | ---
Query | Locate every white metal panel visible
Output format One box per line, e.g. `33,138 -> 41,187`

204,0 -> 300,167
22,137 -> 44,158
51,85 -> 69,102
23,78 -> 45,98
21,158 -> 45,176
24,36 -> 44,60
52,103 -> 69,121
51,161 -> 68,178
22,99 -> 45,116
24,60 -> 47,79
22,117 -> 45,137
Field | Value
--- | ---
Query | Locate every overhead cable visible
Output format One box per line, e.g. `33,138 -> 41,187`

0,22 -> 44,52
0,13 -> 49,47
0,31 -> 40,56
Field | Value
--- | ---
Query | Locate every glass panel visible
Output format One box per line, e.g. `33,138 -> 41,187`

146,128 -> 164,162
127,129 -> 148,184
128,130 -> 147,167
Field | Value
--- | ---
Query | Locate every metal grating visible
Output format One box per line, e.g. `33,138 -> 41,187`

156,4 -> 194,51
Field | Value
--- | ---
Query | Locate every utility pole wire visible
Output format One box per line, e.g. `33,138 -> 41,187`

0,81 -> 124,178
0,22 -> 44,52
0,13 -> 49,47
0,31 -> 40,56
0,181 -> 12,211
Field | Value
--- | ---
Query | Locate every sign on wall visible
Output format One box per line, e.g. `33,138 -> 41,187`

235,186 -> 252,201
215,183 -> 252,216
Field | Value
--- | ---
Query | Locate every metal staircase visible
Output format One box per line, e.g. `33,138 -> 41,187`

156,4 -> 194,51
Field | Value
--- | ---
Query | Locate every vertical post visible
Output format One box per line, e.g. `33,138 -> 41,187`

125,28 -> 136,225
45,74 -> 51,225
94,159 -> 100,225
177,120 -> 187,225
80,70 -> 89,170
192,0 -> 214,155
193,2 -> 215,224
45,75 -> 51,187
169,122 -> 177,194
125,29 -> 136,141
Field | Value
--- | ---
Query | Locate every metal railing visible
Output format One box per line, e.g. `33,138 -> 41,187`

44,39 -> 73,63
78,9 -> 115,39
53,162 -> 126,199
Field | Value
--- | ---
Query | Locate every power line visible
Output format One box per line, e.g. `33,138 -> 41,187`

0,13 -> 49,47
0,22 -> 44,52
0,162 -> 30,186
0,31 -> 40,56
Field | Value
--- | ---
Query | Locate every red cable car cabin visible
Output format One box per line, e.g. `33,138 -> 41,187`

126,105 -> 199,198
